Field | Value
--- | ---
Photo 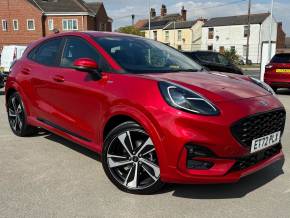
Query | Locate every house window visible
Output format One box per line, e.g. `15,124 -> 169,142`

2,20 -> 8,31
219,46 -> 225,53
178,30 -> 182,41
48,19 -> 54,31
153,31 -> 157,41
13,20 -> 19,31
243,45 -> 247,56
62,19 -> 78,31
208,28 -> 214,39
230,46 -> 235,51
177,45 -> 182,50
27,19 -> 35,30
244,25 -> 249,37
208,45 -> 213,51
100,23 -> 106,31
165,31 -> 169,42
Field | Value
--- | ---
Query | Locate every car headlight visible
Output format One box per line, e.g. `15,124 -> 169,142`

250,77 -> 275,95
158,81 -> 220,115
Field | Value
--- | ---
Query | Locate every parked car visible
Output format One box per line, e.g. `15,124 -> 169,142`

0,72 -> 4,89
183,51 -> 244,75
0,45 -> 27,78
6,32 -> 285,194
238,56 -> 253,65
264,53 -> 290,92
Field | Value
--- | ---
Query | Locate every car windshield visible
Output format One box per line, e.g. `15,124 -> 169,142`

94,36 -> 202,74
271,54 -> 290,63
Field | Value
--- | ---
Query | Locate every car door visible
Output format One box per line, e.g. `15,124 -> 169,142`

23,37 -> 65,122
43,36 -> 111,143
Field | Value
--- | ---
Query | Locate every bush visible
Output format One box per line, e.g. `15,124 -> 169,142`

116,26 -> 145,37
223,49 -> 240,65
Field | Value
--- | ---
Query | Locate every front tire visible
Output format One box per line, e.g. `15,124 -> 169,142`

7,92 -> 38,136
271,87 -> 278,93
102,121 -> 164,194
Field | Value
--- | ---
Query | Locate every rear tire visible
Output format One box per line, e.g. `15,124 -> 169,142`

102,121 -> 164,194
7,92 -> 38,137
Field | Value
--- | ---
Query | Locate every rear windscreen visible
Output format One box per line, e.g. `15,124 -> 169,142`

271,54 -> 290,63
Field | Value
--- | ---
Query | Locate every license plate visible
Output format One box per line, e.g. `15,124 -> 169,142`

251,131 -> 281,153
276,69 -> 290,73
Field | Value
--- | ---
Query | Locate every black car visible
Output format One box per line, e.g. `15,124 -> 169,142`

0,73 -> 4,89
183,51 -> 243,75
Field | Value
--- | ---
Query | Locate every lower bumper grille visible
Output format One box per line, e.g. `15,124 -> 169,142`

231,144 -> 282,171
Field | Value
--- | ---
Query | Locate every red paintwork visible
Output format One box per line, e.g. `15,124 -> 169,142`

5,32 -> 285,184
73,58 -> 98,70
265,63 -> 290,88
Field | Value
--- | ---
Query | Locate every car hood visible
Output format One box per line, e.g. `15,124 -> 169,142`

141,71 -> 270,103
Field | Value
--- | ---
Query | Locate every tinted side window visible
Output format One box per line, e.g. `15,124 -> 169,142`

28,38 -> 62,66
61,37 -> 100,68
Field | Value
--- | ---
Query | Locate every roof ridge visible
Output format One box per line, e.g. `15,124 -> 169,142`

73,0 -> 91,12
209,12 -> 270,20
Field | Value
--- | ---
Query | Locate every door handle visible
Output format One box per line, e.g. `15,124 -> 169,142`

21,68 -> 31,75
52,75 -> 65,83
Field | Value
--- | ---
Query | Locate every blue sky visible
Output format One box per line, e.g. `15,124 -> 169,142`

86,0 -> 290,35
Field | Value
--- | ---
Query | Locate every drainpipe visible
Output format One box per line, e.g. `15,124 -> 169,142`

41,15 -> 46,37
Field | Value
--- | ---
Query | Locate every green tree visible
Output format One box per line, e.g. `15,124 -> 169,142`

223,49 -> 240,65
116,26 -> 145,37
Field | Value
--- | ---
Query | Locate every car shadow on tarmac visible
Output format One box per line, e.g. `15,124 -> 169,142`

43,131 -> 284,199
167,159 -> 284,199
44,133 -> 100,161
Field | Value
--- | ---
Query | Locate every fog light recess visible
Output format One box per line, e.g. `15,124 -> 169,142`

185,144 -> 215,170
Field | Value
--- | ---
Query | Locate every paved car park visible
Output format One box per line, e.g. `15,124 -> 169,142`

0,88 -> 289,218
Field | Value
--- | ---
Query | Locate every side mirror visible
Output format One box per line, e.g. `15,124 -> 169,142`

73,58 -> 102,79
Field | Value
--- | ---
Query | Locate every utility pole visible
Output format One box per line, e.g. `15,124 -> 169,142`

131,14 -> 135,26
246,0 -> 251,64
268,0 -> 274,61
148,0 -> 151,39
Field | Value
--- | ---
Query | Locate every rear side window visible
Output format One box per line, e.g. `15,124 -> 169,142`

28,38 -> 62,66
271,54 -> 290,63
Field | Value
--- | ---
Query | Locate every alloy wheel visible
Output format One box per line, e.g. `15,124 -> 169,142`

106,129 -> 160,190
8,95 -> 25,134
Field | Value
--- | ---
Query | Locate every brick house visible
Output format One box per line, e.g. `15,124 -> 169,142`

0,0 -> 112,50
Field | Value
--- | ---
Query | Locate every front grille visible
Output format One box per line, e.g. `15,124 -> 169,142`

231,144 -> 282,171
231,109 -> 286,149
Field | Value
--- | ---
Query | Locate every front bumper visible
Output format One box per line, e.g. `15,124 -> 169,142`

151,94 -> 285,184
165,149 -> 284,184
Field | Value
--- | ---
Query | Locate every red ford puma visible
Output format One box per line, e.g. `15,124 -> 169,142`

5,32 -> 286,194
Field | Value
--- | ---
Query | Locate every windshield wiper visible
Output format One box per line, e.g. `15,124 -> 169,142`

170,69 -> 200,72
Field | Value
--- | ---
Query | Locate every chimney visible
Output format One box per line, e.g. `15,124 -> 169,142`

150,8 -> 156,18
161,4 -> 167,17
181,6 -> 187,21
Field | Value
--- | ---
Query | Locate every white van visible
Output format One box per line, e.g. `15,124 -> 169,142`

0,45 -> 27,74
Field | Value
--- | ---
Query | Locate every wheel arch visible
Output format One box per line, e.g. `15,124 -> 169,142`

101,107 -> 168,174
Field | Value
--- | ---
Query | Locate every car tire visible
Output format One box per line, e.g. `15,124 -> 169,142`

102,121 -> 164,194
7,92 -> 38,137
271,87 -> 278,93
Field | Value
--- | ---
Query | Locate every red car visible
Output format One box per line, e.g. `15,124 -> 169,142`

5,32 -> 286,194
265,53 -> 290,92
